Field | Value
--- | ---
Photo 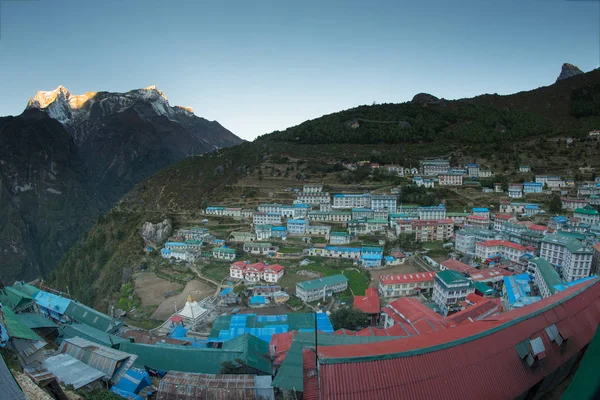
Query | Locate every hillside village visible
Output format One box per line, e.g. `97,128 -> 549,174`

2,152 -> 600,399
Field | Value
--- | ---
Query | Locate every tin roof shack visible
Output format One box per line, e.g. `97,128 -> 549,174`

58,337 -> 137,384
157,372 -> 274,400
1,308 -> 48,366
42,353 -> 106,390
22,363 -> 69,400
122,329 -> 190,346
64,300 -> 122,334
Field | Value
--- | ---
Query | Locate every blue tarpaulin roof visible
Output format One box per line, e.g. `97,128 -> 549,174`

219,288 -> 232,296
113,368 -> 151,394
34,291 -> 71,314
250,296 -> 267,305
170,325 -> 188,338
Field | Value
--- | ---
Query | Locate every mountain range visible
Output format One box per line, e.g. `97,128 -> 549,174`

0,86 -> 243,283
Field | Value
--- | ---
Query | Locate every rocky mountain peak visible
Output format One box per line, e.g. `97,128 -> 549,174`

556,63 -> 584,82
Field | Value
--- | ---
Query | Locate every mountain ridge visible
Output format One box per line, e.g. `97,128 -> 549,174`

0,86 -> 243,284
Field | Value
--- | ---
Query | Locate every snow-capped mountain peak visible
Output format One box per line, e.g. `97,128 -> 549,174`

26,85 -> 196,128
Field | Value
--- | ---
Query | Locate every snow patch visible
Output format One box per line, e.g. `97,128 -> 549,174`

46,188 -> 62,195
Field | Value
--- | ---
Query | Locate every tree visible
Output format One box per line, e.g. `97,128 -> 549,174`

330,307 -> 370,331
549,195 -> 563,214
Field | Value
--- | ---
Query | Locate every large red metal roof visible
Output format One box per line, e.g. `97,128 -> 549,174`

353,288 -> 380,314
379,271 -> 437,285
440,259 -> 476,274
303,280 -> 600,400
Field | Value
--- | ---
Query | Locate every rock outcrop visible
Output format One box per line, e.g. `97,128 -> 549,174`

140,219 -> 172,244
556,63 -> 584,82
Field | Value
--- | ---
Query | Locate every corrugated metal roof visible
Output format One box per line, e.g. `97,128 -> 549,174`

303,280 -> 600,399
221,333 -> 272,374
353,288 -> 380,314
0,287 -> 35,313
59,337 -> 137,382
34,291 -> 71,314
0,353 -> 27,400
2,308 -> 44,341
120,342 -> 244,374
43,354 -> 106,390
64,301 -> 122,332
58,323 -> 129,348
22,363 -> 56,386
14,313 -> 57,329
562,322 -> 600,399
157,371 -> 274,400
123,329 -> 190,346
271,332 -> 401,392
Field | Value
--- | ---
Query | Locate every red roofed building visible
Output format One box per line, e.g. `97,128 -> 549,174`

475,240 -> 536,262
528,224 -> 549,233
442,297 -> 502,328
440,259 -> 476,274
353,288 -> 380,325
270,331 -> 297,371
468,267 -> 514,285
229,261 -> 284,283
593,242 -> 600,275
303,279 -> 600,400
378,272 -> 437,298
493,213 -> 516,231
381,297 -> 446,336
466,215 -> 490,229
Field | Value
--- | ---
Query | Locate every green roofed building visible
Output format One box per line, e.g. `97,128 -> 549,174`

562,323 -> 600,399
57,323 -> 130,348
15,313 -> 57,330
0,287 -> 36,313
12,282 -> 40,298
120,342 -> 247,374
296,274 -> 348,302
2,308 -> 47,365
433,270 -> 475,315
221,334 -> 272,374
64,301 -> 122,334
574,207 -> 600,225
212,247 -> 236,261
529,257 -> 563,298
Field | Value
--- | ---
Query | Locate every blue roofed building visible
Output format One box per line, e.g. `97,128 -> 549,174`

523,182 -> 543,194
502,274 -> 541,310
352,208 -> 375,220
270,226 -> 287,238
472,208 -> 490,218
418,204 -> 446,220
34,291 -> 71,323
360,253 -> 383,267
286,219 -> 308,235
548,216 -> 569,230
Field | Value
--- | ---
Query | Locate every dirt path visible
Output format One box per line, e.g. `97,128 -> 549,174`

151,280 -> 214,320
133,272 -> 183,307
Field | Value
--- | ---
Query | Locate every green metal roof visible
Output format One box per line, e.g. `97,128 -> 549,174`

222,333 -> 272,374
64,301 -> 122,333
120,342 -> 244,374
562,323 -> 600,399
556,231 -> 586,241
436,270 -> 474,287
11,282 -> 40,298
2,308 -> 43,341
243,242 -> 271,248
474,282 -> 496,295
574,208 -> 600,216
366,219 -> 388,224
296,274 -> 348,291
213,247 -> 236,253
541,234 -> 592,254
58,323 -> 129,348
0,287 -> 35,313
272,332 -> 400,391
14,313 -> 57,329
529,257 -> 562,295
330,231 -> 348,236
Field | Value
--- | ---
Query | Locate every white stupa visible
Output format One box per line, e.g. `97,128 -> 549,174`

178,294 -> 208,326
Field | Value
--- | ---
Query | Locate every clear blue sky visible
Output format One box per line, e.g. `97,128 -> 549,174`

1,0 -> 598,140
